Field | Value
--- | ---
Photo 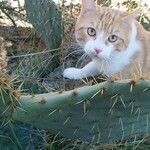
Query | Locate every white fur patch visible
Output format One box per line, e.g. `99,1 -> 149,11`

63,68 -> 83,79
84,32 -> 113,59
63,61 -> 100,79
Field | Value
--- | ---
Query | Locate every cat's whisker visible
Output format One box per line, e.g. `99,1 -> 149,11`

62,49 -> 83,70
76,53 -> 89,67
102,57 -> 112,64
64,49 -> 83,61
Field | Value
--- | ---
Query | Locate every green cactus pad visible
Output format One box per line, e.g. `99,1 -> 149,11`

25,0 -> 63,50
24,0 -> 63,77
1,79 -> 150,143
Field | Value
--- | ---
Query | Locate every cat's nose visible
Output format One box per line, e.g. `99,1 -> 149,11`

94,48 -> 102,54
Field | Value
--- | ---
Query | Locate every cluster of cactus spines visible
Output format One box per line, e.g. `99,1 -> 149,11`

0,76 -> 23,149
0,78 -> 150,143
0,37 -> 8,76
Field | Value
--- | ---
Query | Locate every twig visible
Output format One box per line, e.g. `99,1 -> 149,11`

8,48 -> 61,59
1,8 -> 16,27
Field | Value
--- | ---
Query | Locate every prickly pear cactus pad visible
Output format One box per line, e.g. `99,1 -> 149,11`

1,79 -> 150,143
24,0 -> 63,77
24,0 -> 63,50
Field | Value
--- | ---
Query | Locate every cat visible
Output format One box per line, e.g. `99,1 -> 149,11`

63,0 -> 150,80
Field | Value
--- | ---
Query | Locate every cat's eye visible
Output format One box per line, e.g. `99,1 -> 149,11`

87,27 -> 96,36
108,35 -> 118,43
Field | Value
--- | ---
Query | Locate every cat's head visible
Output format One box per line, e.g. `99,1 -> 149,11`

75,0 -> 140,60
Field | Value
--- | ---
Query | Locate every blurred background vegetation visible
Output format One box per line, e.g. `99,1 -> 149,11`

0,0 -> 150,149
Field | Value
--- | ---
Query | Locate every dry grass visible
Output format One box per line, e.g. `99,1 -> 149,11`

0,37 -> 9,76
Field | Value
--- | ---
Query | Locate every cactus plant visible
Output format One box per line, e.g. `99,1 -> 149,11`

1,77 -> 150,144
25,0 -> 63,50
24,0 -> 63,77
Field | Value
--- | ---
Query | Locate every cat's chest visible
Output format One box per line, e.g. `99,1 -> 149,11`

94,56 -> 131,76
105,58 -> 130,75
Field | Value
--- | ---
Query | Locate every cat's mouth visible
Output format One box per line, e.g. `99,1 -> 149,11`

88,51 -> 111,61
94,48 -> 102,54
87,48 -> 103,57
89,48 -> 104,58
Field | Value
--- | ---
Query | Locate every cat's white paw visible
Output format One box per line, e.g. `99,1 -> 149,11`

63,68 -> 82,79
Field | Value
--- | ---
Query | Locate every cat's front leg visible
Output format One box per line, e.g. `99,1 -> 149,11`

63,61 -> 100,79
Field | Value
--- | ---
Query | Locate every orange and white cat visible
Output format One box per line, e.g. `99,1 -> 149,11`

63,0 -> 150,79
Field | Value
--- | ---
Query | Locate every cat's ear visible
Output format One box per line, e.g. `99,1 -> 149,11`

122,9 -> 141,22
80,0 -> 95,15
